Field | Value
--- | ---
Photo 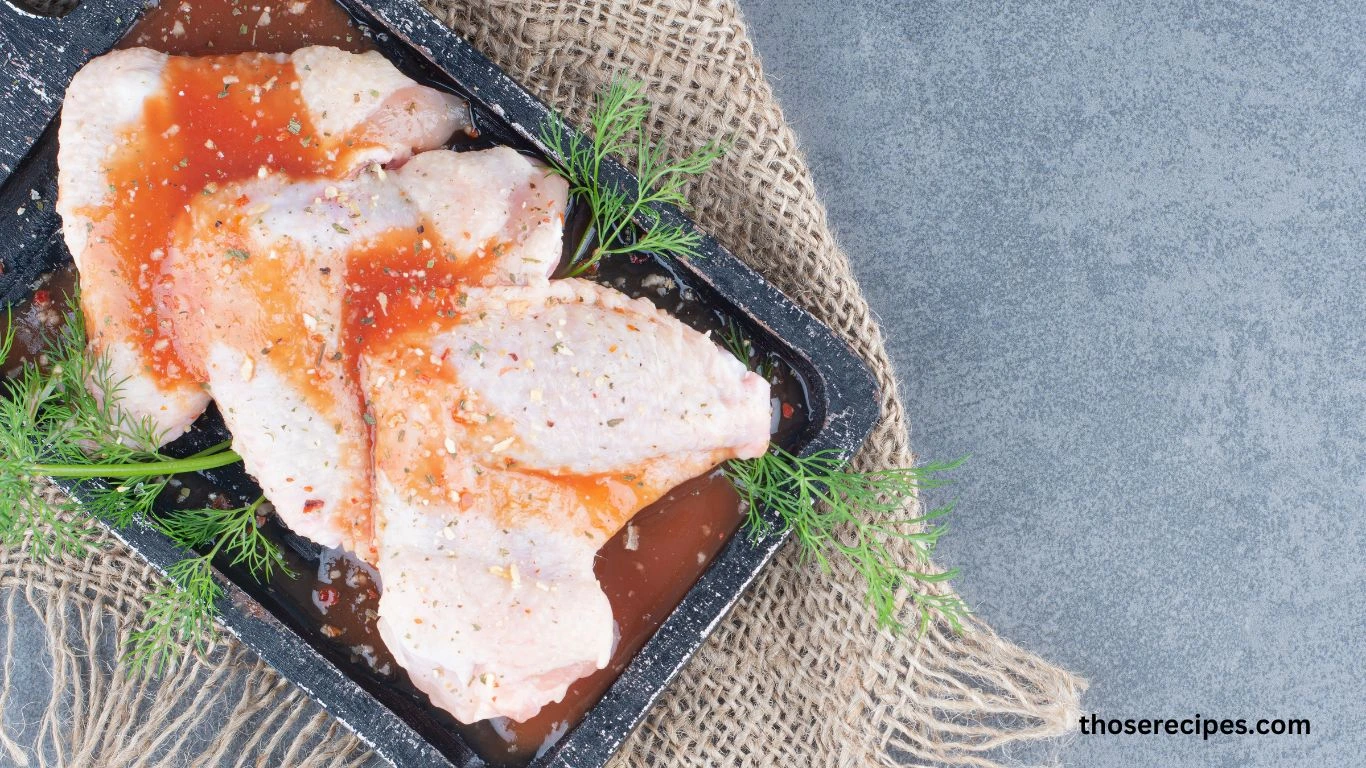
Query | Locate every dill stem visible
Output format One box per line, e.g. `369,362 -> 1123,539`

32,450 -> 243,478
185,439 -> 234,459
595,200 -> 644,260
201,495 -> 265,560
566,223 -> 601,277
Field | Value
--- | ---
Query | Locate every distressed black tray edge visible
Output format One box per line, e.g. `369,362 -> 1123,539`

1,1 -> 882,766
54,481 -> 455,767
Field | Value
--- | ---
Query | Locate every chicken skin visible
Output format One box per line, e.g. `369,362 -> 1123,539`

154,147 -> 566,556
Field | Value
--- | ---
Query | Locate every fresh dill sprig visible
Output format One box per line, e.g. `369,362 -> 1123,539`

0,297 -> 289,672
540,77 -> 725,276
0,304 -> 243,549
156,495 -> 289,581
128,495 -> 286,675
724,447 -> 971,635
126,554 -> 220,676
717,317 -> 776,381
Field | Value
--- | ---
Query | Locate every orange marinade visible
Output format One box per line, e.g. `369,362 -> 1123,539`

93,54 -> 338,384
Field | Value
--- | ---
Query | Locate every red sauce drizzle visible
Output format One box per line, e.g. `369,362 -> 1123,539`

341,235 -> 501,363
122,0 -> 370,55
95,54 -> 336,383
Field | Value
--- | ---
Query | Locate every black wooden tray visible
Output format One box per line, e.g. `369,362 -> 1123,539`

0,1 -> 880,766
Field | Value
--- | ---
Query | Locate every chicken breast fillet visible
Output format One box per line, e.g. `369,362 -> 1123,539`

57,46 -> 467,445
362,279 -> 771,722
154,147 -> 566,557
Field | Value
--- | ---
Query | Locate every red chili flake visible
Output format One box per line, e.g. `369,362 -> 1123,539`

781,402 -> 796,419
316,586 -> 338,607
628,254 -> 648,264
32,289 -> 51,306
303,499 -> 326,514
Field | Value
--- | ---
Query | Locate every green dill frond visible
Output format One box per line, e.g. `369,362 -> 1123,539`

84,477 -> 168,528
540,76 -> 725,276
1,294 -> 289,675
130,495 -> 290,673
716,317 -> 776,381
125,555 -> 220,676
0,472 -> 97,560
724,447 -> 971,635
157,496 -> 292,582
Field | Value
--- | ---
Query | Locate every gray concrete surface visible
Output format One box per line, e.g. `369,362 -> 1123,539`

737,1 -> 1365,766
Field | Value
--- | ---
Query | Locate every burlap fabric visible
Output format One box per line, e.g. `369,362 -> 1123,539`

0,1 -> 1085,766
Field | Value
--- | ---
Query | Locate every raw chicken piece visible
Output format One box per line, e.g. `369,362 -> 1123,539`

291,47 -> 469,171
56,48 -> 210,444
58,46 -> 774,727
153,148 -> 567,557
56,47 -> 467,444
362,279 -> 771,722
156,172 -> 418,554
394,148 -> 567,287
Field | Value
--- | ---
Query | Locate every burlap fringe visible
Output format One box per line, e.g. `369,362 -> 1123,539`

0,0 -> 1083,766
0,495 -> 376,768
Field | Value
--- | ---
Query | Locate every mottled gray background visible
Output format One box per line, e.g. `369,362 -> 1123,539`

738,1 -> 1365,766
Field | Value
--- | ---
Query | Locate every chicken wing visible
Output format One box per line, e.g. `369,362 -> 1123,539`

362,279 -> 771,722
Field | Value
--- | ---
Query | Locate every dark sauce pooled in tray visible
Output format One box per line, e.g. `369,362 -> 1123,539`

0,2 -> 813,764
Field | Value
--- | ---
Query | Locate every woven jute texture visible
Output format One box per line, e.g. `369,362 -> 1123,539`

0,1 -> 1084,766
